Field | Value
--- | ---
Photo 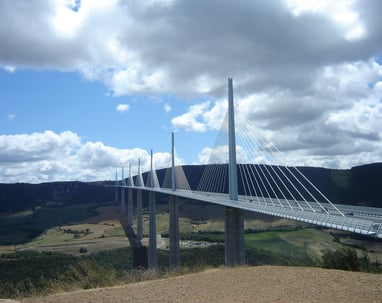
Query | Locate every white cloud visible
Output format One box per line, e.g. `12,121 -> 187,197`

51,0 -> 85,38
116,103 -> 130,113
164,103 -> 171,113
1,0 -> 380,96
4,65 -> 15,73
284,0 -> 366,40
7,113 -> 16,120
0,0 -> 382,172
171,101 -> 211,132
0,130 -> 171,183
0,131 -> 81,163
188,59 -> 382,169
196,145 -> 248,165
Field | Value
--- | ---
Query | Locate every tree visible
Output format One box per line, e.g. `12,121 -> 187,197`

322,247 -> 360,271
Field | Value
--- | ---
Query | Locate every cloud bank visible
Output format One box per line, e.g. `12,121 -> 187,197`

0,131 -> 172,183
0,0 -> 382,181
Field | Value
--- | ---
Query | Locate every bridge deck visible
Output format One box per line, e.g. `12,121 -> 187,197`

122,185 -> 382,238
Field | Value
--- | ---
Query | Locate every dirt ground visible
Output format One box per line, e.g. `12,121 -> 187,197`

20,266 -> 382,303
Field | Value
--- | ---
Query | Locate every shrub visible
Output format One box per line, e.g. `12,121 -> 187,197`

321,247 -> 360,271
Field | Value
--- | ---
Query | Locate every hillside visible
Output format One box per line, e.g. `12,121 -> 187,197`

1,162 -> 382,214
21,266 -> 382,303
160,162 -> 382,207
0,181 -> 114,213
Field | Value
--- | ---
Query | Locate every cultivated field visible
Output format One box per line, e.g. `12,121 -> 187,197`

2,202 -> 382,262
1,202 -> 382,302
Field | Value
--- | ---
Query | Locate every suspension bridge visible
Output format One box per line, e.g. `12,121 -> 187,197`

115,78 -> 382,269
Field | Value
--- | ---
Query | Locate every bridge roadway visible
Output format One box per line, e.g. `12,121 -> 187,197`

124,185 -> 382,238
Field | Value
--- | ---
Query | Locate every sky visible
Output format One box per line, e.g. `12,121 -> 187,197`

0,0 -> 382,183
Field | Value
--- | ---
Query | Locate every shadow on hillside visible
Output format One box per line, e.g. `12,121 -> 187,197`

0,204 -> 100,245
119,217 -> 148,269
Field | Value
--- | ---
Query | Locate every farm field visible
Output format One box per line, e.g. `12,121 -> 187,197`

1,201 -> 382,299
1,202 -> 382,263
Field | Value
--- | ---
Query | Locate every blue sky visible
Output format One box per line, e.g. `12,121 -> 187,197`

0,0 -> 382,183
0,69 -> 212,156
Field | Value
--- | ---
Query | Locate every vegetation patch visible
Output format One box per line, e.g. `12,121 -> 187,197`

0,204 -> 100,245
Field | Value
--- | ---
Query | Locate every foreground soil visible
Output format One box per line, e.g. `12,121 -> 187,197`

21,266 -> 382,303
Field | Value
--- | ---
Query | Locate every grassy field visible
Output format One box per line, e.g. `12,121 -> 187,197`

1,201 -> 382,298
1,201 -> 382,264
244,228 -> 340,264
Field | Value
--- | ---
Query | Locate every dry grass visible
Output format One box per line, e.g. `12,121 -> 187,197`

21,266 -> 382,303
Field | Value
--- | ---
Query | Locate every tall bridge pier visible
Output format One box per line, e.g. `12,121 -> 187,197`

148,150 -> 158,269
116,79 -> 382,271
136,159 -> 144,239
169,132 -> 180,268
225,77 -> 245,266
127,164 -> 133,227
119,78 -> 245,269
120,167 -> 126,216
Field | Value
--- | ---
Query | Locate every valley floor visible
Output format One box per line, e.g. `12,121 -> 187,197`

21,265 -> 382,303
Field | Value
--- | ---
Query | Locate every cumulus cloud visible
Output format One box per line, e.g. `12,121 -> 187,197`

6,113 -> 16,120
187,59 -> 382,169
0,131 -> 81,163
171,101 -> 211,132
1,0 -> 381,96
116,103 -> 129,113
4,66 -> 15,73
0,0 -> 382,173
164,103 -> 172,113
0,130 -> 171,183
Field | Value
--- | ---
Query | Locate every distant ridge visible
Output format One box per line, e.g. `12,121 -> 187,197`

1,163 -> 382,213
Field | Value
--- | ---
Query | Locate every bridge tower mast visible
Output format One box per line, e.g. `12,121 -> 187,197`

127,163 -> 133,226
225,78 -> 245,266
136,159 -> 143,239
148,150 -> 158,269
114,169 -> 118,202
169,132 -> 180,268
120,167 -> 126,216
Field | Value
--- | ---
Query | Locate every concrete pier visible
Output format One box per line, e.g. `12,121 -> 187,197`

127,188 -> 133,226
136,189 -> 143,239
169,195 -> 180,268
120,186 -> 126,216
226,78 -> 245,266
148,150 -> 157,269
127,164 -> 134,226
225,207 -> 245,266
136,159 -> 144,239
148,191 -> 157,269
120,167 -> 126,216
169,132 -> 180,268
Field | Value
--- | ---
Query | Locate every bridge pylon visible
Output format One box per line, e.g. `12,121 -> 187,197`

136,158 -> 143,239
225,78 -> 245,266
127,163 -> 133,227
120,167 -> 126,216
148,150 -> 158,270
114,169 -> 118,202
169,132 -> 180,268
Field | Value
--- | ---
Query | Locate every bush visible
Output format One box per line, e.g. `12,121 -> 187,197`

321,247 -> 360,271
79,247 -> 88,253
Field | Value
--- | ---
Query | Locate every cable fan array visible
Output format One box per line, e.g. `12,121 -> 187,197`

196,110 -> 344,217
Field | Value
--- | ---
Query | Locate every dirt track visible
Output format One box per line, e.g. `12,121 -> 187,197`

20,266 -> 382,303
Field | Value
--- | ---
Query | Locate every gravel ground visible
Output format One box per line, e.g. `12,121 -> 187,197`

21,266 -> 382,303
